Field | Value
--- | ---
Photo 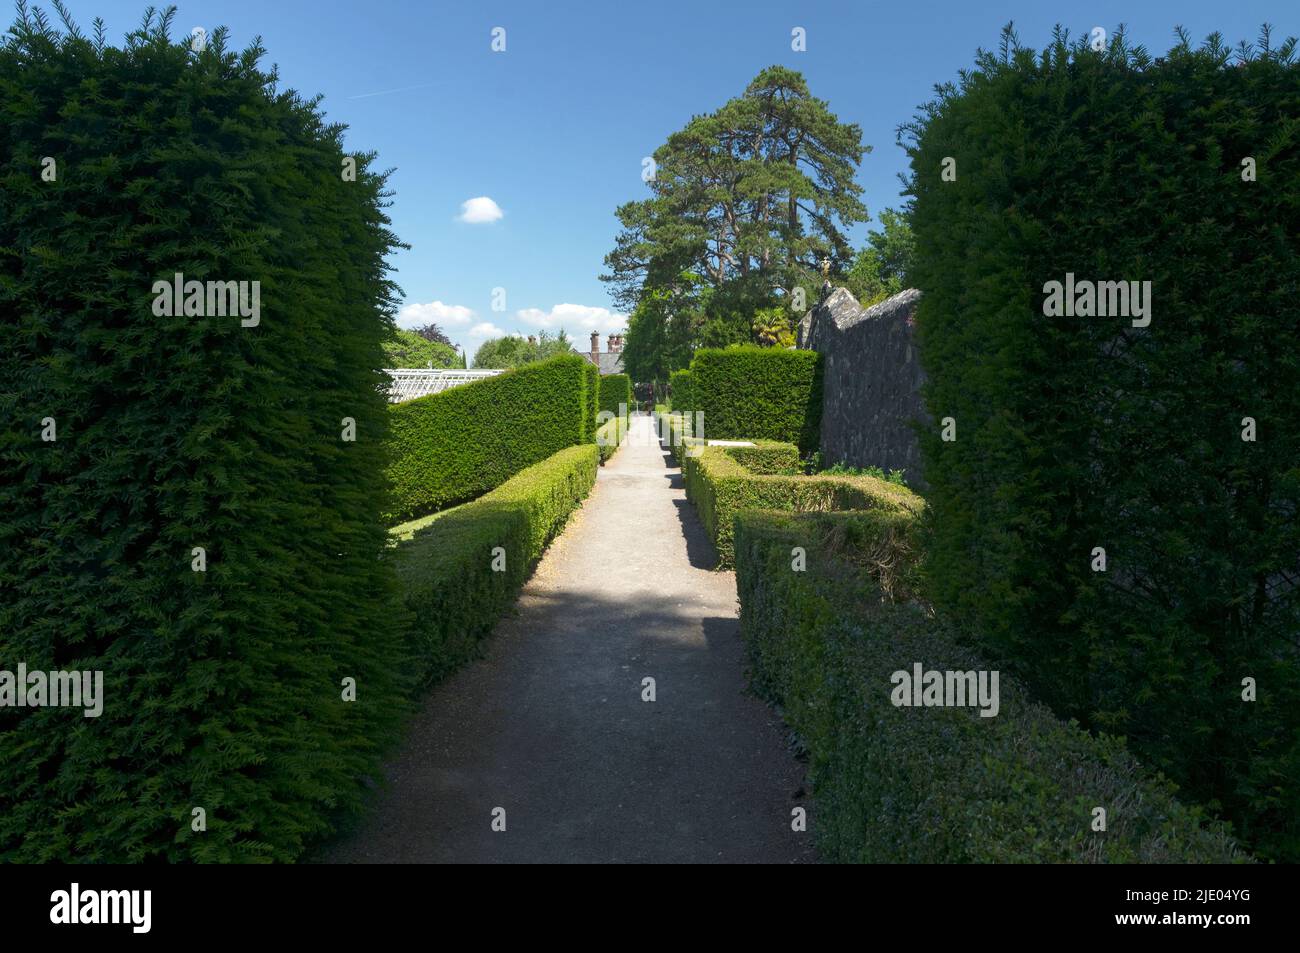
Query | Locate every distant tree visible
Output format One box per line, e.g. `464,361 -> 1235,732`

604,66 -> 867,370
846,207 -> 915,305
471,329 -> 575,369
383,328 -> 459,368
410,322 -> 454,348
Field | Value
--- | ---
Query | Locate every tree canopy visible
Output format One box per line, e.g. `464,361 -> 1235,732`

603,66 -> 869,376
471,329 -> 575,369
383,328 -> 461,368
845,207 -> 915,306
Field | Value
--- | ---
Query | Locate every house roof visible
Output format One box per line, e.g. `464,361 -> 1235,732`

585,351 -> 625,375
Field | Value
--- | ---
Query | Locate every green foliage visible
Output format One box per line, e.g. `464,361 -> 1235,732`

582,361 -> 599,441
720,440 -> 802,475
906,25 -> 1300,860
395,445 -> 598,685
598,373 -> 632,419
845,207 -> 915,306
814,459 -> 909,486
682,445 -> 920,567
409,321 -> 454,349
595,414 -> 627,464
605,67 -> 868,376
602,66 -> 868,313
691,346 -> 823,451
668,369 -> 692,412
383,328 -> 459,368
734,511 -> 1250,864
620,289 -> 695,382
471,329 -> 576,369
386,355 -> 589,523
0,10 -> 409,862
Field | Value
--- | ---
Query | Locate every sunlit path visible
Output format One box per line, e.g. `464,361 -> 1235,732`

322,415 -> 814,863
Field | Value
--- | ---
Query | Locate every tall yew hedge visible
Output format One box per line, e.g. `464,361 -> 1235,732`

597,373 -> 632,420
0,9 -> 408,861
386,355 -> 593,523
692,347 -> 823,451
907,25 -> 1300,860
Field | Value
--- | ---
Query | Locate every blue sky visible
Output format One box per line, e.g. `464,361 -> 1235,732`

71,0 -> 1297,358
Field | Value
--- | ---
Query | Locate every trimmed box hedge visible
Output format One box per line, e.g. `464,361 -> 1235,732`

386,354 -> 591,523
595,414 -> 627,464
907,27 -> 1300,860
683,444 -> 921,568
669,369 -> 693,412
394,443 -> 598,685
691,346 -> 823,452
658,410 -> 703,467
598,373 -> 632,420
734,510 -> 1250,864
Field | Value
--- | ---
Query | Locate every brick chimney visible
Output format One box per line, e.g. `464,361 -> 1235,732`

590,331 -> 600,364
608,334 -> 623,352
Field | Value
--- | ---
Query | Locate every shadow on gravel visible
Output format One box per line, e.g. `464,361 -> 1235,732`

671,498 -> 720,570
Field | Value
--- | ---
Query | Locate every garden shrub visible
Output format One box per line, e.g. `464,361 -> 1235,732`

906,25 -> 1300,860
582,361 -> 599,441
683,445 -> 920,568
669,369 -> 693,412
595,414 -> 627,464
691,346 -> 823,451
0,12 -> 408,862
386,354 -> 590,523
733,510 -> 1250,864
383,328 -> 459,368
722,440 -> 802,475
395,444 -> 598,684
598,373 -> 632,420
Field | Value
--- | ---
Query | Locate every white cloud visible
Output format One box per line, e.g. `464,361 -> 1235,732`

457,196 -> 504,224
397,300 -> 475,329
468,321 -> 508,338
516,303 -> 626,333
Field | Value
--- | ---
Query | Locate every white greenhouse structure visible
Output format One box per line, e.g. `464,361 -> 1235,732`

383,368 -> 504,403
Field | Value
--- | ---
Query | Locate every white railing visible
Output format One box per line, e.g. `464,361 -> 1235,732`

384,368 -> 504,403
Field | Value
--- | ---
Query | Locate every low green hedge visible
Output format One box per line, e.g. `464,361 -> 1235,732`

683,444 -> 921,568
394,444 -> 598,685
734,510 -> 1250,864
669,369 -> 693,412
722,440 -> 802,475
658,411 -> 699,466
386,355 -> 589,523
596,414 -> 628,464
691,347 -> 822,452
598,373 -> 632,420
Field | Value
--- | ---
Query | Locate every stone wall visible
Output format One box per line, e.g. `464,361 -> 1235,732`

799,286 -> 929,487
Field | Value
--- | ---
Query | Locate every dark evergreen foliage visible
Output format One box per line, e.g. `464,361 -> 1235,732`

906,25 -> 1300,860
386,355 -> 591,524
691,346 -> 823,451
0,6 -> 409,861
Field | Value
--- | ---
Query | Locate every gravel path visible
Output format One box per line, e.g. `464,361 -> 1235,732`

322,414 -> 814,863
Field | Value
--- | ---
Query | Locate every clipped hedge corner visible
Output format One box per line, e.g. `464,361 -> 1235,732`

683,444 -> 921,568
